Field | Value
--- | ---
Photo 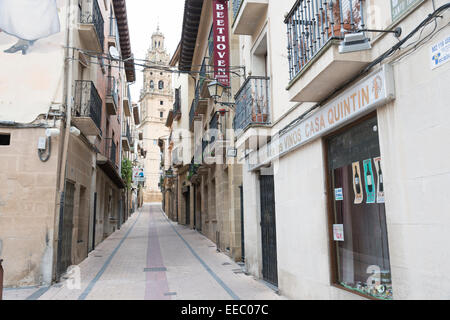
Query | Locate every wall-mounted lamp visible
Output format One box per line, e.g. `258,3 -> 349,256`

207,80 -> 235,107
207,80 -> 226,102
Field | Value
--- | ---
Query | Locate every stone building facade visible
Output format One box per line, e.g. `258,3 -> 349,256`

0,0 -> 135,287
164,0 -> 244,262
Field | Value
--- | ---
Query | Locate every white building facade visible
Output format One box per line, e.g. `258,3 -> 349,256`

233,0 -> 450,300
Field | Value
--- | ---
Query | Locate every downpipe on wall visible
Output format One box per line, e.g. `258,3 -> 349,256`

52,0 -> 75,283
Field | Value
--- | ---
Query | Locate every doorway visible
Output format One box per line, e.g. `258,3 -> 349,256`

57,181 -> 75,278
183,187 -> 190,226
259,174 -> 278,287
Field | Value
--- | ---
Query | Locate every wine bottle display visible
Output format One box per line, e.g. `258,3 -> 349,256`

355,170 -> 361,194
379,166 -> 384,192
366,171 -> 373,192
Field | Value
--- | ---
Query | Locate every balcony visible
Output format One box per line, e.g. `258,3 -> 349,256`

232,0 -> 268,35
234,76 -> 270,132
123,85 -> 131,117
189,98 -> 203,132
285,0 -> 371,102
108,16 -> 120,47
79,0 -> 105,53
122,121 -> 131,151
173,88 -> 181,120
172,147 -> 183,167
105,139 -> 118,168
106,76 -> 118,115
72,80 -> 102,137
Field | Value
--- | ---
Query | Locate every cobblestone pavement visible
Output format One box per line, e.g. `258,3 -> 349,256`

3,203 -> 284,300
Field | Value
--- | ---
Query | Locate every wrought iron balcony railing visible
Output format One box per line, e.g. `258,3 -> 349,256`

105,139 -> 117,166
80,0 -> 105,50
285,0 -> 365,80
234,76 -> 270,131
209,113 -> 219,145
73,80 -> 102,132
232,0 -> 243,23
173,88 -> 181,118
208,27 -> 214,59
122,121 -> 131,144
189,99 -> 196,130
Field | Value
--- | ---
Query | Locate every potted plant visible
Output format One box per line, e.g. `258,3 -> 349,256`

325,0 -> 361,38
251,97 -> 268,123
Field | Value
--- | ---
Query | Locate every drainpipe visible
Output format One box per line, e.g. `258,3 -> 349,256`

0,259 -> 3,300
53,0 -> 75,282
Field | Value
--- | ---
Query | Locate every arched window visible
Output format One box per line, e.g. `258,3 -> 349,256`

158,81 -> 164,90
150,80 -> 154,89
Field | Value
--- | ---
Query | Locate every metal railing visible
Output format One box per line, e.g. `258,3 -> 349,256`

199,58 -> 208,88
285,0 -> 365,80
234,76 -> 270,131
80,0 -> 105,50
208,27 -> 214,59
107,76 -> 118,107
189,99 -> 196,130
209,114 -> 219,145
105,139 -> 117,165
173,88 -> 181,117
73,80 -> 103,132
232,0 -> 243,23
189,77 -> 204,129
123,121 -> 131,144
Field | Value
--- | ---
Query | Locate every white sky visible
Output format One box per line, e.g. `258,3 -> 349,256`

126,0 -> 186,103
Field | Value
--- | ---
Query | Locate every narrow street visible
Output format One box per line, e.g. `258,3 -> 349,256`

4,204 -> 282,300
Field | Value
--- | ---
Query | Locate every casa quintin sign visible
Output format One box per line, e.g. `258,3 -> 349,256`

213,0 -> 231,87
248,65 -> 396,171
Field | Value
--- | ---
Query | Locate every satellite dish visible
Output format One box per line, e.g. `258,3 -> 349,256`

109,46 -> 120,60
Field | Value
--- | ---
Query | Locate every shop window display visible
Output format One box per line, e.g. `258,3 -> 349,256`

327,115 -> 392,300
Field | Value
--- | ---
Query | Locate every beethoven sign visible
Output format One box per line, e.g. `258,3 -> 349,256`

248,65 -> 395,171
213,0 -> 231,87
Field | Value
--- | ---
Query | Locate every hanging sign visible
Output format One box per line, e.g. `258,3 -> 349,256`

247,65 -> 395,171
213,0 -> 231,87
133,168 -> 145,182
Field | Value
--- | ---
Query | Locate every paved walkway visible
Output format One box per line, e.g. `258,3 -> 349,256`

3,203 -> 284,300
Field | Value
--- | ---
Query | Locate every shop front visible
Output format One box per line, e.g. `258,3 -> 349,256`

246,65 -> 395,299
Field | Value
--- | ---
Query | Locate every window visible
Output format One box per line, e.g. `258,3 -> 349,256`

150,80 -> 154,89
158,81 -> 164,90
326,115 -> 392,300
160,101 -> 163,105
0,133 -> 11,145
160,111 -> 164,118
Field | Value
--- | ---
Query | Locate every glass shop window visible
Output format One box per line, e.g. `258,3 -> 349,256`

326,115 -> 392,300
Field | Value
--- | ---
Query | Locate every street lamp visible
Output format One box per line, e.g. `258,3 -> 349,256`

207,80 -> 226,102
207,80 -> 235,107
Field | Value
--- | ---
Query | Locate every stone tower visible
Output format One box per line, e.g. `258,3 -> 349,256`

139,26 -> 173,203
